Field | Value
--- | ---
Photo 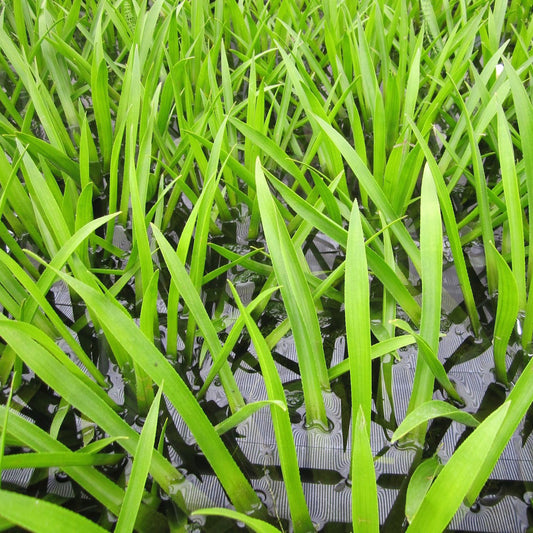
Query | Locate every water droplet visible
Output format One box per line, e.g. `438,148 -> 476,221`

256,489 -> 268,505
304,418 -> 333,433
259,444 -> 274,462
167,480 -> 185,496
54,470 -> 69,483
479,490 -> 503,507
472,334 -> 485,345
334,480 -> 346,493
245,500 -> 265,517
470,502 -> 481,513
134,414 -> 146,427
158,487 -> 171,501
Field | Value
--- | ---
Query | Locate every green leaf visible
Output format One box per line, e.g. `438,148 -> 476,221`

407,402 -> 510,531
91,16 -> 113,169
199,286 -> 280,399
392,401 -> 479,443
489,243 -> 519,384
504,56 -> 533,346
466,350 -> 533,505
230,117 -> 311,194
0,489 -> 108,533
10,132 -> 79,182
228,281 -> 313,532
406,164 -> 446,441
346,203 -> 378,531
215,401 -> 287,436
184,119 -> 227,358
346,202 -> 372,433
1,452 -> 124,469
116,386 -> 162,533
406,119 -> 481,335
352,407 -> 379,532
328,335 -> 415,381
405,456 -> 443,523
255,158 -> 329,427
192,508 -> 281,533
393,320 -> 461,403
496,103 -> 526,310
452,83 -> 497,294
0,373 -> 15,481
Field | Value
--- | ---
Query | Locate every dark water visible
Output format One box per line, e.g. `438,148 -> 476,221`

2,205 -> 533,533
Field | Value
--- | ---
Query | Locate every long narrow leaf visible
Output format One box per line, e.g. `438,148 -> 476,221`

407,119 -> 480,334
496,103 -> 526,310
346,202 -> 378,531
407,402 -> 510,531
47,271 -> 262,514
352,407 -> 379,532
255,158 -> 329,427
489,243 -> 519,384
0,490 -> 108,533
192,508 -> 281,533
406,165 -> 446,442
116,386 -> 162,533
0,406 -> 168,531
228,281 -> 314,533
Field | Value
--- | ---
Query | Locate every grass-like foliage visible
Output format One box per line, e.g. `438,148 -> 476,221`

0,0 -> 532,531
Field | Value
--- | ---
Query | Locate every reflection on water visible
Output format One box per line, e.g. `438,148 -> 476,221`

2,219 -> 533,532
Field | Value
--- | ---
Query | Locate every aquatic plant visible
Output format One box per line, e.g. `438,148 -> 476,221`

0,0 -> 532,531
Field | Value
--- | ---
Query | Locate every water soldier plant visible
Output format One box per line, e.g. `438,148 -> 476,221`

0,0 -> 533,531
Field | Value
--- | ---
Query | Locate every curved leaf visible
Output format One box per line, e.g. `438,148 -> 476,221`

255,158 -> 329,427
405,456 -> 443,523
0,489 -> 107,533
489,243 -> 519,385
407,402 -> 510,531
192,508 -> 281,533
392,401 -> 479,443
215,400 -> 286,436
